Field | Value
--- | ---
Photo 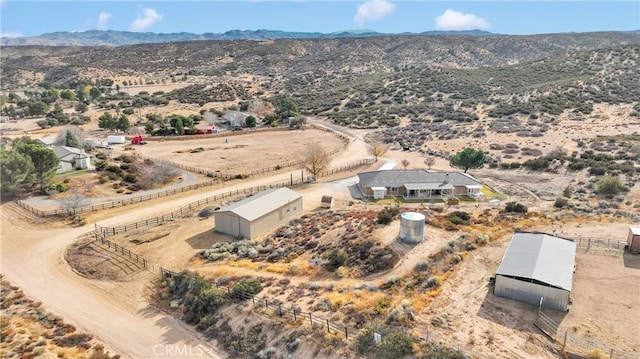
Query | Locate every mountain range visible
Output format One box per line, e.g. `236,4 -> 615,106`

0,29 -> 497,46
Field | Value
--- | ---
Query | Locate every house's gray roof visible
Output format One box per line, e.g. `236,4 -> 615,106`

53,146 -> 89,161
357,170 -> 481,188
223,111 -> 247,122
496,233 -> 576,291
630,227 -> 640,236
216,187 -> 301,222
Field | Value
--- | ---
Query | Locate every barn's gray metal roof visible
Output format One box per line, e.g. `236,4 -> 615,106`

630,227 -> 640,236
216,187 -> 302,222
357,170 -> 480,188
496,233 -> 576,291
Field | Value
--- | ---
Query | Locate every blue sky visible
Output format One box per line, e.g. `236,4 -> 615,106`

1,1 -> 638,38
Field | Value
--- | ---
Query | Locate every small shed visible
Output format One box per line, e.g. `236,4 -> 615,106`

371,186 -> 387,199
628,227 -> 640,253
494,232 -> 576,311
321,195 -> 334,209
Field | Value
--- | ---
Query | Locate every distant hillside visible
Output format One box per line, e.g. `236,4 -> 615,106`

2,31 -> 639,88
0,29 -> 497,46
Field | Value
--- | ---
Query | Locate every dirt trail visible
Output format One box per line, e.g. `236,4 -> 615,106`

0,125 -> 374,359
0,204 -> 226,359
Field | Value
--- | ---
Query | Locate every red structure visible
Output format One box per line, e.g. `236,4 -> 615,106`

131,135 -> 143,144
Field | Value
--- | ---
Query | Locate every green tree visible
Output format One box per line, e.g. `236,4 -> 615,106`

98,113 -> 117,131
144,121 -> 155,135
245,115 -> 257,128
59,89 -> 77,101
596,176 -> 624,197
449,147 -> 485,173
40,89 -> 59,104
64,130 -> 80,148
116,114 -> 131,133
76,85 -> 90,102
174,117 -> 184,135
0,149 -> 35,196
27,101 -> 49,116
274,97 -> 299,119
75,102 -> 89,113
89,87 -> 102,101
169,115 -> 186,135
15,143 -> 59,190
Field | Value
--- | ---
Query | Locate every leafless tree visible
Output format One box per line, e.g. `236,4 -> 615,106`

202,111 -> 218,126
424,156 -> 436,170
368,139 -> 388,161
401,159 -> 410,170
301,142 -> 330,181
58,181 -> 91,216
136,161 -> 180,189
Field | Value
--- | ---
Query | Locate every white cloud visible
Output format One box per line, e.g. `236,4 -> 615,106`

97,12 -> 113,30
434,9 -> 491,31
0,31 -> 23,38
128,7 -> 163,32
354,0 -> 396,27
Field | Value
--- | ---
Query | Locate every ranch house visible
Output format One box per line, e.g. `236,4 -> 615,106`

356,169 -> 483,200
53,146 -> 92,174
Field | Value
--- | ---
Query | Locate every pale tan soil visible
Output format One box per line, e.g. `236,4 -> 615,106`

0,276 -> 119,359
120,128 -> 347,174
2,102 -> 639,359
425,222 -> 640,359
425,104 -> 640,159
0,204 -> 226,359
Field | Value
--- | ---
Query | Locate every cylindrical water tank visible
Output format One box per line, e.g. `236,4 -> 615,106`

399,212 -> 425,243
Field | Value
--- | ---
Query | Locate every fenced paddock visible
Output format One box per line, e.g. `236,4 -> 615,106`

94,158 -> 375,236
537,308 -> 638,359
14,157 -> 374,219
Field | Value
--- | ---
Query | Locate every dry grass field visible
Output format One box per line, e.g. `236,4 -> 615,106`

0,276 -> 118,359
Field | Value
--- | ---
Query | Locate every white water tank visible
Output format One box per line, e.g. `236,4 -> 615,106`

399,212 -> 425,243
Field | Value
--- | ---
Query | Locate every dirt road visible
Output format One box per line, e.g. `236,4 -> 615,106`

0,205 -> 227,359
0,126 -> 374,359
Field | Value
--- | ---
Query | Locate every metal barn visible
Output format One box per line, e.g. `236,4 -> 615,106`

494,233 -> 576,311
628,227 -> 640,253
213,188 -> 302,239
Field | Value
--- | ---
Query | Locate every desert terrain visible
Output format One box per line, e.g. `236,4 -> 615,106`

1,33 -> 640,359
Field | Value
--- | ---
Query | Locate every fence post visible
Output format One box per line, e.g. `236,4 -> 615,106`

345,326 -> 348,339
326,319 -> 330,333
309,313 -> 313,328
293,307 -> 296,321
562,331 -> 567,353
278,304 -> 282,317
610,349 -> 613,359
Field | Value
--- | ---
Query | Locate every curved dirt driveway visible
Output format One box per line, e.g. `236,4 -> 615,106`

0,129 -> 373,359
0,207 -> 226,359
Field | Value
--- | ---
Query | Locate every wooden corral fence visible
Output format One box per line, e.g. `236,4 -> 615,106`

110,150 -> 303,180
536,308 -> 637,359
15,178 -> 220,217
94,157 -> 375,236
92,230 -> 148,267
94,176 -> 312,235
